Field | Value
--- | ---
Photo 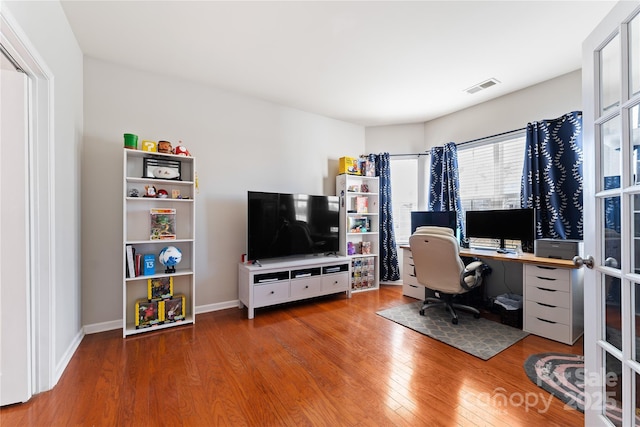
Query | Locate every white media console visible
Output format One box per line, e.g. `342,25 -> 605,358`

238,255 -> 351,319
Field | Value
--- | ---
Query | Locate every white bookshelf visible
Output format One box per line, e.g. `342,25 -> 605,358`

336,174 -> 380,292
122,149 -> 196,336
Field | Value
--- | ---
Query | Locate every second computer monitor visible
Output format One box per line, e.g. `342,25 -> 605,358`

465,208 -> 535,253
410,210 -> 457,234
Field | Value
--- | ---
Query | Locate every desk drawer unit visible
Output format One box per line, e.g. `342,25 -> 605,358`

402,248 -> 424,300
523,264 -> 583,345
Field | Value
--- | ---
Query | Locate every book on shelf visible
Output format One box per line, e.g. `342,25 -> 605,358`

143,254 -> 155,276
126,245 -> 135,278
135,253 -> 142,277
355,196 -> 368,213
150,208 -> 176,240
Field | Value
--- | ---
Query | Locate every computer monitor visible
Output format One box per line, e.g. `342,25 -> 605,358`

465,208 -> 535,253
410,211 -> 457,234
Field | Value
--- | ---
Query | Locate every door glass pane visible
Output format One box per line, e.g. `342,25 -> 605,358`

606,273 -> 622,351
602,116 -> 622,191
605,196 -> 622,270
630,105 -> 640,185
605,354 -> 623,425
630,13 -> 640,97
601,33 -> 621,114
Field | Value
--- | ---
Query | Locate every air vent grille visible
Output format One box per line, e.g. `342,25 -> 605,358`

464,78 -> 500,94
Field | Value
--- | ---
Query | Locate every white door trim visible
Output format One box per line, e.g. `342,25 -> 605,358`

0,8 -> 56,393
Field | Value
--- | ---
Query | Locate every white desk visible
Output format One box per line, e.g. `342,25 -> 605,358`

400,246 -> 583,345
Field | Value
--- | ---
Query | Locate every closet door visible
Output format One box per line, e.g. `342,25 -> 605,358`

0,63 -> 31,405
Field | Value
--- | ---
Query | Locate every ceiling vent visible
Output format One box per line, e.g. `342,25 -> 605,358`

464,78 -> 500,95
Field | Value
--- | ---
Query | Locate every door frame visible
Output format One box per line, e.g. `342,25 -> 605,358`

0,9 -> 55,393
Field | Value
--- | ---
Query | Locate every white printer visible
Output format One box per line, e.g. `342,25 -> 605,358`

534,238 -> 583,260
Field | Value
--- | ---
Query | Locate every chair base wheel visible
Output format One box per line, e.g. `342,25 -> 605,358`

419,309 -> 425,316
452,318 -> 458,325
474,313 -> 481,319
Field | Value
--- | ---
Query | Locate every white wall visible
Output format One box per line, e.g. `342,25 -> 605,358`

3,0 -> 84,390
365,70 -> 583,297
82,58 -> 364,327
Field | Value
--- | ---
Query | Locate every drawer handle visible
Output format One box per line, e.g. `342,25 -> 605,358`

536,266 -> 556,270
334,280 -> 338,285
536,302 -> 556,308
270,291 -> 275,295
537,317 -> 557,324
305,285 -> 309,289
536,276 -> 557,281
409,285 -> 419,289
537,287 -> 556,292
409,274 -> 416,278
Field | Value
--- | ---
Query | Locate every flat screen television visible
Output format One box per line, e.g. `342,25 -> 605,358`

410,211 -> 457,234
465,208 -> 535,253
247,191 -> 340,261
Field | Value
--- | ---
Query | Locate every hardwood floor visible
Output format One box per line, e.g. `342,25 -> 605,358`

0,285 -> 584,426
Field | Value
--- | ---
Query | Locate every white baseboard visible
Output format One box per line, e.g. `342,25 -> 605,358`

83,300 -> 241,334
54,328 -> 84,385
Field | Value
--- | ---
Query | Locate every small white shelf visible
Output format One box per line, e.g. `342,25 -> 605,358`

336,174 -> 380,292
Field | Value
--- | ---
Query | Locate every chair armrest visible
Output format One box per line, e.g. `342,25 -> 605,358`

464,261 -> 483,273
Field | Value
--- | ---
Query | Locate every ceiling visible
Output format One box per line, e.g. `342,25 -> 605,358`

60,1 -> 617,127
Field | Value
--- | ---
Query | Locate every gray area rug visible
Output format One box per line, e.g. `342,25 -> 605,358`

377,301 -> 529,360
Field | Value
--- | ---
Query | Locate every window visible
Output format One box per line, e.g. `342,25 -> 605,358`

390,157 -> 419,244
457,132 -> 526,211
457,131 -> 527,249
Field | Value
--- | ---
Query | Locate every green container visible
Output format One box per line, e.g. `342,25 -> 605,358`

124,133 -> 138,149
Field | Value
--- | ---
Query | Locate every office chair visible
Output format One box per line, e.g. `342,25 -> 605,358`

409,226 -> 487,324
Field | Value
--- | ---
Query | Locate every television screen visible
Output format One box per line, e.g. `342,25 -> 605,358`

465,208 -> 535,253
247,191 -> 340,261
410,211 -> 457,234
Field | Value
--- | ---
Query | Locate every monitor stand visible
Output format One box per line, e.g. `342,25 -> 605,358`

496,239 -> 510,254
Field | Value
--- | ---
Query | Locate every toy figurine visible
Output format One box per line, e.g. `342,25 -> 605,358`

173,141 -> 191,156
157,140 -> 172,154
144,185 -> 157,197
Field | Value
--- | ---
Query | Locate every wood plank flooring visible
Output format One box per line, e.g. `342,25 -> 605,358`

0,285 -> 584,426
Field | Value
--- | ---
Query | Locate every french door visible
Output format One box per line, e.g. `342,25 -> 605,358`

583,2 -> 640,425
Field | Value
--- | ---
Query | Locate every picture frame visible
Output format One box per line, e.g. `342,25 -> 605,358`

142,157 -> 181,180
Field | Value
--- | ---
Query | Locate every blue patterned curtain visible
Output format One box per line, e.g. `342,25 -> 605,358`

520,111 -> 583,240
368,153 -> 400,281
428,142 -> 466,243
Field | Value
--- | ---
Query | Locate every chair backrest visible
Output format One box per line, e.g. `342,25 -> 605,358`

409,226 -> 467,294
